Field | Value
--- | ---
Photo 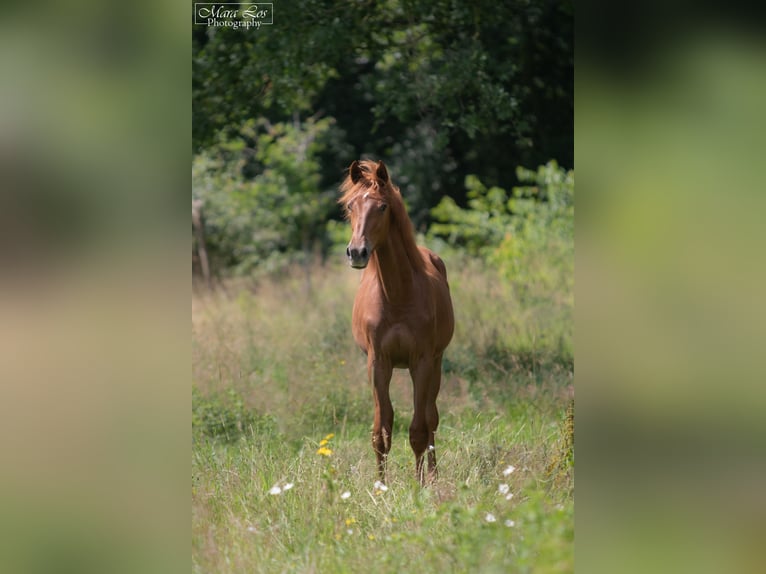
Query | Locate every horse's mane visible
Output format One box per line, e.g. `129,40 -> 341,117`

339,160 -> 426,274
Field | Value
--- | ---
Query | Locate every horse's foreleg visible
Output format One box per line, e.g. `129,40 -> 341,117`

425,355 -> 443,479
370,357 -> 393,481
410,356 -> 440,485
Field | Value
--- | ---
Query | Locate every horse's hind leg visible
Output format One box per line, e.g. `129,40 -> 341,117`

370,357 -> 394,481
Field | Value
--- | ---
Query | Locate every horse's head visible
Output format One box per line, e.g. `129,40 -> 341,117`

341,160 -> 393,269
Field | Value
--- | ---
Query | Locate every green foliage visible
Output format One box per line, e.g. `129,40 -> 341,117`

192,1 -> 573,269
192,1 -> 350,148
429,178 -> 511,254
193,0 -> 573,209
430,161 -> 573,305
192,117 -> 338,275
361,5 -> 520,140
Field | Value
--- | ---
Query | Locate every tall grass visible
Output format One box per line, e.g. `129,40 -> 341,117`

192,255 -> 573,573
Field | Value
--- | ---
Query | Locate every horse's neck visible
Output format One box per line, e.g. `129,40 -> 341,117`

371,228 -> 416,302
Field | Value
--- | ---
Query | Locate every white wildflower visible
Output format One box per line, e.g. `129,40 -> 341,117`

340,491 -> 351,500
505,493 -> 514,500
498,483 -> 510,495
503,465 -> 516,476
282,483 -> 294,491
246,526 -> 257,533
485,512 -> 497,523
268,485 -> 282,495
505,519 -> 516,527
373,480 -> 388,492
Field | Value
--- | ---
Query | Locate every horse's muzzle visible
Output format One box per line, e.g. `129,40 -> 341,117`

346,244 -> 370,268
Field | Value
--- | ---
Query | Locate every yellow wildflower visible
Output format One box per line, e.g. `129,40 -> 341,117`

316,446 -> 333,456
345,517 -> 356,526
324,433 -> 335,441
319,439 -> 329,446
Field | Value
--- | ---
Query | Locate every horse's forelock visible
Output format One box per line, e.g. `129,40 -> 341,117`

339,160 -> 392,206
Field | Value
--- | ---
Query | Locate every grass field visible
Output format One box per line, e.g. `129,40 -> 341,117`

192,255 -> 573,573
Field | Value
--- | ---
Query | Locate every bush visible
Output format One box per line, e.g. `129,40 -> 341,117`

192,117 -> 339,276
429,161 -> 573,306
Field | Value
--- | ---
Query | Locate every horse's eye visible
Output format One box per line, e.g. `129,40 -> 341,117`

379,204 -> 388,212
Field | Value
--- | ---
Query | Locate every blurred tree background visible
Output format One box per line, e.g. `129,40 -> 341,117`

192,0 -> 573,279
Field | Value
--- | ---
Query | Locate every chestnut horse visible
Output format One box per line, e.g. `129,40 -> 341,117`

340,160 -> 454,484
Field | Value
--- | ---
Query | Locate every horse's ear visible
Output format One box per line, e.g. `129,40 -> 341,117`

376,161 -> 389,184
349,161 -> 362,183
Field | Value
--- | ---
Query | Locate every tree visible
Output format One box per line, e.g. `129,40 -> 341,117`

192,0 -> 573,272
192,117 -> 337,277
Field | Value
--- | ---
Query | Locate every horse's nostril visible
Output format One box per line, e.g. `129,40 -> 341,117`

361,247 -> 368,259
346,246 -> 351,258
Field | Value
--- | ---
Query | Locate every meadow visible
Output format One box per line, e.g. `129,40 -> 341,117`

192,253 -> 573,573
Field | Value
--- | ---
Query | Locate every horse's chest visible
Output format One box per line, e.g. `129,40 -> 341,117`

353,303 -> 430,364
380,323 -> 417,366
